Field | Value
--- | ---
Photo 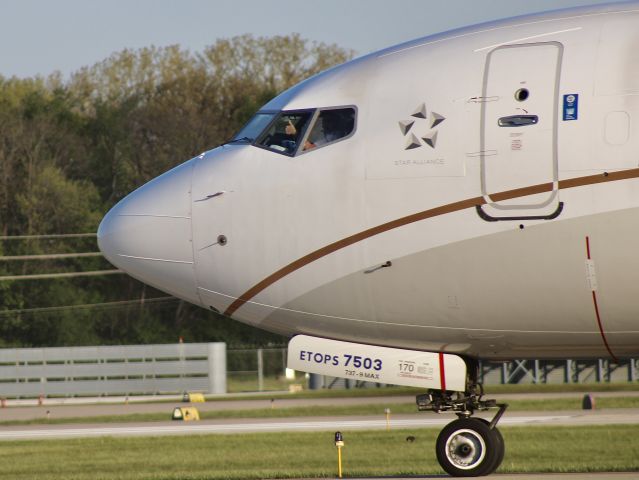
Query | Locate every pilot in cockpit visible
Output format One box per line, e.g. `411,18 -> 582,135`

249,107 -> 355,155
303,109 -> 354,151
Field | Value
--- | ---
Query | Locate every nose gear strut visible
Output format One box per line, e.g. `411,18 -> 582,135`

416,359 -> 508,477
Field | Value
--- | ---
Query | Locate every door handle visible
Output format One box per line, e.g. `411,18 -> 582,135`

498,115 -> 538,127
364,260 -> 392,274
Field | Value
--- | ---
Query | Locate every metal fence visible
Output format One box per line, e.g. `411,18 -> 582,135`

1,343 -> 636,398
228,348 -> 639,390
227,347 -> 288,392
479,358 -> 639,385
0,343 -> 226,398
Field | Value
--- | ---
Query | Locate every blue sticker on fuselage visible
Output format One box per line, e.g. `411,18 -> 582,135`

563,94 -> 579,121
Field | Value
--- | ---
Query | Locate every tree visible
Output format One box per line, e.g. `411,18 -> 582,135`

0,34 -> 354,348
16,164 -> 101,235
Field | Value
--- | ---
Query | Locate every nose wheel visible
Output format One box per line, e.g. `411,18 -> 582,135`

417,385 -> 507,477
436,417 -> 504,477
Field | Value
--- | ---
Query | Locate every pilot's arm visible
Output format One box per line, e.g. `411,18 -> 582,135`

285,120 -> 296,136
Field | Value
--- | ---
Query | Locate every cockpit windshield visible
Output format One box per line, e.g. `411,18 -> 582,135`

256,110 -> 313,155
230,106 -> 356,156
231,112 -> 276,143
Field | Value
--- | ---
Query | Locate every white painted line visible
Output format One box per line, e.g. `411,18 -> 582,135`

0,415 -> 572,441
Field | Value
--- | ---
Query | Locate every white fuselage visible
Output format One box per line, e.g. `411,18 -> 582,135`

98,2 -> 639,360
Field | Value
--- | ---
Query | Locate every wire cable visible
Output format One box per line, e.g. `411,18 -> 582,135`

0,270 -> 123,281
0,296 -> 178,317
0,252 -> 103,261
0,233 -> 97,240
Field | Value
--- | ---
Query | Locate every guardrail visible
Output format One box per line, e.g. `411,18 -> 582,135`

0,343 -> 226,398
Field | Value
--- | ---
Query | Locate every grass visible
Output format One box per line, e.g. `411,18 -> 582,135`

2,396 -> 638,427
0,425 -> 637,479
481,381 -> 639,394
226,374 -> 298,393
220,380 -> 639,400
16,381 -> 639,405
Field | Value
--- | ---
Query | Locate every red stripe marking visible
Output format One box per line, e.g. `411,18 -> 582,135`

586,237 -> 618,362
439,352 -> 447,391
591,290 -> 618,363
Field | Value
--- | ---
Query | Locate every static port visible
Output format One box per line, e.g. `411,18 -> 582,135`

515,88 -> 529,102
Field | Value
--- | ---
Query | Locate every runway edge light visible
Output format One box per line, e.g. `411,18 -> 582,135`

582,393 -> 596,410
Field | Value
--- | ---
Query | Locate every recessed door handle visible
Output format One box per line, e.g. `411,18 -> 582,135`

364,261 -> 392,274
498,115 -> 538,127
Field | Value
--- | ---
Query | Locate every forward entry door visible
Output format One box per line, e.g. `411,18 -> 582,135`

479,42 -> 563,220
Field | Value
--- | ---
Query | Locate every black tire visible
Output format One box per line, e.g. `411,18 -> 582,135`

435,418 -> 501,477
475,418 -> 505,474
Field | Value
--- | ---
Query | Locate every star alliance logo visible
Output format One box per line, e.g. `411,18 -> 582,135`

398,103 -> 446,150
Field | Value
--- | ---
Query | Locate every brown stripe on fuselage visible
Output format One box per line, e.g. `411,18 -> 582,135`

224,168 -> 639,317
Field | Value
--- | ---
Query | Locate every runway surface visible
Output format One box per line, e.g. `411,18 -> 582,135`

330,475 -> 639,479
1,395 -> 637,479
1,391 -> 639,442
1,408 -> 637,441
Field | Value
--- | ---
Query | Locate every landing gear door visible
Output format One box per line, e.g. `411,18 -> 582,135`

479,42 -> 563,221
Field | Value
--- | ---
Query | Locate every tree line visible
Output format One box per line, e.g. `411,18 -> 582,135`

0,34 -> 354,348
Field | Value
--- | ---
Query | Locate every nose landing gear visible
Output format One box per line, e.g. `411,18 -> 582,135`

417,386 -> 507,477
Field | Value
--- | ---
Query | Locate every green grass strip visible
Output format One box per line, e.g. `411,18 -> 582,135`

222,382 -> 639,400
24,382 -> 639,405
0,425 -> 637,479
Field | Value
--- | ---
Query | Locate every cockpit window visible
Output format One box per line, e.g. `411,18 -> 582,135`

256,111 -> 313,155
230,107 -> 356,156
232,113 -> 276,143
302,107 -> 356,152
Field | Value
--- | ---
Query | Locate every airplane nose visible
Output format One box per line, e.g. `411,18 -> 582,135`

97,158 -> 200,305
